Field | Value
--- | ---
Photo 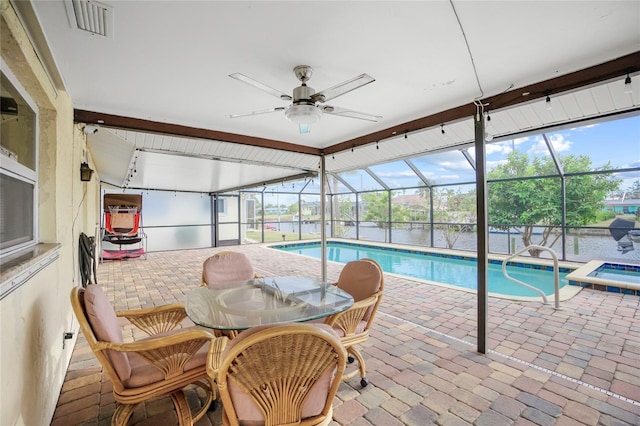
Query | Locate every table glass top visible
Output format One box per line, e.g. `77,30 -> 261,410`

185,276 -> 354,330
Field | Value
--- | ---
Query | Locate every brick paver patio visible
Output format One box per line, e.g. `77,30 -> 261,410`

52,244 -> 640,425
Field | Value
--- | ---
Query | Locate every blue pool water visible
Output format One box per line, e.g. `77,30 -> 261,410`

272,241 -> 570,298
588,263 -> 640,284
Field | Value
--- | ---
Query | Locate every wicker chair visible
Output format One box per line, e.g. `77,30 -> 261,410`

202,251 -> 257,286
201,251 -> 261,339
70,285 -> 219,426
323,258 -> 384,387
206,323 -> 347,426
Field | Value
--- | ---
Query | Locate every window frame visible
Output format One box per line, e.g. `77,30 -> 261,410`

217,197 -> 227,216
1,58 -> 39,257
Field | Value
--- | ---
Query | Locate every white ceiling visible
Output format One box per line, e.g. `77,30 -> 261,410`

23,1 -> 640,192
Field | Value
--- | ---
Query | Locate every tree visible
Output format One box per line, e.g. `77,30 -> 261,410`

432,187 -> 476,249
488,152 -> 620,256
625,180 -> 640,200
416,184 -> 476,248
361,191 -> 410,242
331,196 -> 355,237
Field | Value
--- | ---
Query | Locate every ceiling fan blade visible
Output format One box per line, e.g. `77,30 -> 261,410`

229,107 -> 286,118
229,73 -> 292,101
311,74 -> 375,103
322,105 -> 382,122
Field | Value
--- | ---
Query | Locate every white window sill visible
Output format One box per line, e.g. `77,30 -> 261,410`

0,243 -> 61,299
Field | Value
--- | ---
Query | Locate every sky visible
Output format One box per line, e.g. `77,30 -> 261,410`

189,113 -> 639,206
359,113 -> 640,193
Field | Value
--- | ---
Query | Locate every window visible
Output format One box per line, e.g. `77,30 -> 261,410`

217,197 -> 226,215
1,61 -> 38,256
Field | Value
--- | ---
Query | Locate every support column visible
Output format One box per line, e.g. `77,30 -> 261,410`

474,110 -> 488,354
320,156 -> 327,282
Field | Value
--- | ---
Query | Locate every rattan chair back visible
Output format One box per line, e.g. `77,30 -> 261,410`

202,250 -> 256,287
210,323 -> 346,426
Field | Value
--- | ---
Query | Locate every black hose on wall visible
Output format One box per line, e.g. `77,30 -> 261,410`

79,232 -> 97,288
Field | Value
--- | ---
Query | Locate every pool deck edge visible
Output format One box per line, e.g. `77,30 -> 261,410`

567,259 -> 640,291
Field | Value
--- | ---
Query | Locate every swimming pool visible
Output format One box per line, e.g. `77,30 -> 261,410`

589,263 -> 640,283
566,260 -> 640,295
271,241 -> 573,298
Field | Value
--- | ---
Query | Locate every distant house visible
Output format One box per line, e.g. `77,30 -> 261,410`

392,194 -> 428,221
392,194 -> 426,208
604,198 -> 640,215
264,207 -> 289,214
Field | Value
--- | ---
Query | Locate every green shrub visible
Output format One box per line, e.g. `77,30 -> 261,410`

595,210 -> 616,222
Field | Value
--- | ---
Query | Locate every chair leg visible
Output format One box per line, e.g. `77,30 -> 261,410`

351,347 -> 368,387
171,391 -> 192,426
342,347 -> 368,387
111,403 -> 136,426
187,378 -> 217,423
111,379 -> 214,426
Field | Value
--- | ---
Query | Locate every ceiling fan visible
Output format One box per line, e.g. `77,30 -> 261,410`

229,65 -> 382,134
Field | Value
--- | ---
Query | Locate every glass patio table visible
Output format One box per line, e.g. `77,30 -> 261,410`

185,276 -> 354,331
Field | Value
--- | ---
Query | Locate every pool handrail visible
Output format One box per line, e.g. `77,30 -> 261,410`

501,245 -> 560,309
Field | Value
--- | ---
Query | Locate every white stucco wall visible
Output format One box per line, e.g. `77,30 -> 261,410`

0,1 -> 101,424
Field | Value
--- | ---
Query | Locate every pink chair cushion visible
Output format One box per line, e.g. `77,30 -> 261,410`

83,285 -> 131,381
336,260 -> 381,301
223,324 -> 338,423
330,320 -> 368,337
203,252 -> 255,286
123,326 -> 208,388
337,260 -> 381,321
307,317 -> 367,337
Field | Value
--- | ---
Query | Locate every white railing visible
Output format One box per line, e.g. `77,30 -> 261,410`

502,245 -> 560,309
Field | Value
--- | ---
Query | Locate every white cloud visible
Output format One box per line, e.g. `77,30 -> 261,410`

569,123 -> 598,131
486,159 -> 507,172
485,143 -> 511,155
439,174 -> 461,180
374,170 -> 416,179
527,134 -> 572,155
549,134 -> 572,152
512,137 -> 530,146
438,160 -> 472,171
485,137 -> 531,155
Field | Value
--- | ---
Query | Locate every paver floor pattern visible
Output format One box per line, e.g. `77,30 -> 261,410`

52,244 -> 640,425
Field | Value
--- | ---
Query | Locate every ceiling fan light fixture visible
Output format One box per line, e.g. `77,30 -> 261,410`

285,104 -> 323,125
229,65 -> 380,128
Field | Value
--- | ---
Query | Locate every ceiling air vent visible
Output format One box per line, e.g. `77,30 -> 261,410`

64,0 -> 113,38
